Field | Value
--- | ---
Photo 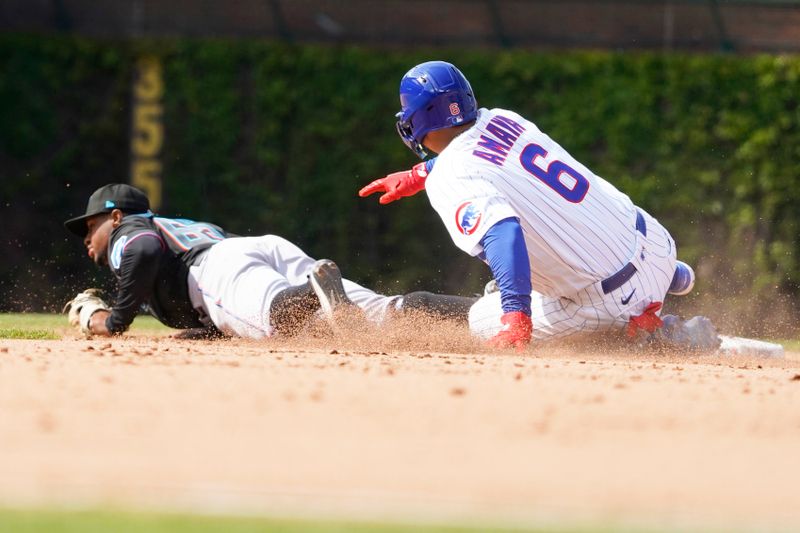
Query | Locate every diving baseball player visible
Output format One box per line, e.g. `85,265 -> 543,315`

360,61 -> 696,349
64,183 -> 474,338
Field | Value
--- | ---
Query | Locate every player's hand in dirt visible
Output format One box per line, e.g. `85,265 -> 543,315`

358,162 -> 428,204
489,311 -> 533,350
62,288 -> 111,337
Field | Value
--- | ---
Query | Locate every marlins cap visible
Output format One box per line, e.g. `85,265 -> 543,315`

64,183 -> 150,237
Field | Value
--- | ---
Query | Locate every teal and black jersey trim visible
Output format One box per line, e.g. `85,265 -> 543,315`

105,215 -> 229,333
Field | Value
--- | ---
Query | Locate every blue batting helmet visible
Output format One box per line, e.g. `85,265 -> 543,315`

395,61 -> 478,159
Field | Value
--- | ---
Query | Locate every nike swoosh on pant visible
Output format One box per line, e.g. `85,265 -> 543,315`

621,289 -> 636,305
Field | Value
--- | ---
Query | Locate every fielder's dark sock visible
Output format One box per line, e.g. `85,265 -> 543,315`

269,282 -> 320,336
399,291 -> 477,323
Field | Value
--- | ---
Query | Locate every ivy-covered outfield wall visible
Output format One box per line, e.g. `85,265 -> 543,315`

1,35 -> 799,334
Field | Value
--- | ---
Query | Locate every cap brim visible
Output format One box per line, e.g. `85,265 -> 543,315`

64,214 -> 93,237
64,209 -> 113,237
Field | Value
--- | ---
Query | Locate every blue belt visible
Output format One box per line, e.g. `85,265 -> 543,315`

600,210 -> 647,295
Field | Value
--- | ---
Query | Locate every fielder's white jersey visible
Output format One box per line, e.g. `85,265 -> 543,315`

426,108 -> 641,297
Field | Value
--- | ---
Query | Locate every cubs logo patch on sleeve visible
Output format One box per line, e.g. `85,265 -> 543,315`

455,202 -> 482,235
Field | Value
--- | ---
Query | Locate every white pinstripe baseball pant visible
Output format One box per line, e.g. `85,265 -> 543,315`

469,209 -> 677,341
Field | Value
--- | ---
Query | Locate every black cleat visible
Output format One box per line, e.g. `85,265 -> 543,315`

308,259 -> 354,321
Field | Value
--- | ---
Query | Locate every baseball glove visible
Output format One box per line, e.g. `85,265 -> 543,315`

63,288 -> 111,337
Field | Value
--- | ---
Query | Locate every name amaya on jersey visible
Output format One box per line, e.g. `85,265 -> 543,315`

472,115 -> 527,166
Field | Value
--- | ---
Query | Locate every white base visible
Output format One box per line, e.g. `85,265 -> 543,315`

718,335 -> 784,358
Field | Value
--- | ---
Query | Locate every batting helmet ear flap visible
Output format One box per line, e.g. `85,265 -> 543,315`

396,112 -> 429,159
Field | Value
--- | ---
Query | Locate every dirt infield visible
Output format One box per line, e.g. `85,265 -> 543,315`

1,327 -> 799,531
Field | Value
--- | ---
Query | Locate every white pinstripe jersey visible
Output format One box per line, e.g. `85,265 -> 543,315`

425,108 -> 642,297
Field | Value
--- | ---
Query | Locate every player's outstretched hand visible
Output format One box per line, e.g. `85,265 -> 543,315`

489,311 -> 533,350
63,288 -> 111,337
358,162 -> 428,204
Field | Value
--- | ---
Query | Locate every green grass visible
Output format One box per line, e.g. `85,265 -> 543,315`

0,313 -> 173,339
776,339 -> 800,352
0,327 -> 60,340
0,508 -> 672,533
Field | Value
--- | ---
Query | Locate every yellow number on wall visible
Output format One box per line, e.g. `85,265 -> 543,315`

131,56 -> 164,210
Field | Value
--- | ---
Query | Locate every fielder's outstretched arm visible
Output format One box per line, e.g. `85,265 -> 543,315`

88,309 -> 113,336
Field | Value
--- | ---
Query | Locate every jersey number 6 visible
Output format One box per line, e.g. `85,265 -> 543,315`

519,143 -> 589,203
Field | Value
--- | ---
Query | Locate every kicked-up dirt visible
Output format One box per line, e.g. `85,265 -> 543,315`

0,324 -> 799,531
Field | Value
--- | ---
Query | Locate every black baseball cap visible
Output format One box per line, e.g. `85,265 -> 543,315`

64,183 -> 150,237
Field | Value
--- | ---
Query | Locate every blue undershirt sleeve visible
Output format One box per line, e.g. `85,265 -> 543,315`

479,217 -> 532,316
424,157 -> 436,173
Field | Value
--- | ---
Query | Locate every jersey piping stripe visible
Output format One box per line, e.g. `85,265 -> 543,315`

122,231 -> 166,252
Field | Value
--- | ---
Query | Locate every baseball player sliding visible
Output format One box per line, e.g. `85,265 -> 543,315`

64,183 -> 474,339
360,61 -> 696,349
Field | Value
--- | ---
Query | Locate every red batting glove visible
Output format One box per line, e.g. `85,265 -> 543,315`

358,162 -> 428,205
489,311 -> 533,350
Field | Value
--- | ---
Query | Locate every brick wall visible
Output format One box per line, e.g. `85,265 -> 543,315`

2,0 -> 799,52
